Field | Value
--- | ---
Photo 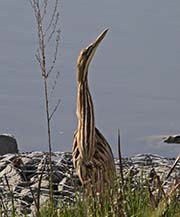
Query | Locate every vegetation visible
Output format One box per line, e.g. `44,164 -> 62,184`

56,179 -> 180,217
29,0 -> 60,213
1,169 -> 180,217
0,134 -> 179,216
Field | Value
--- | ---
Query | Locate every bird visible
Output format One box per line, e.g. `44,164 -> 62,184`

72,29 -> 116,196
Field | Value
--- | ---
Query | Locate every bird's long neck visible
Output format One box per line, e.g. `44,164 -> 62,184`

76,77 -> 95,160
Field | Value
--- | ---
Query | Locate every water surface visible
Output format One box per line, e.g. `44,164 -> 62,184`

0,1 -> 180,157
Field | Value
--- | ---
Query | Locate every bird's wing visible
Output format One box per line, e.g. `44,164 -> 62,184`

95,127 -> 115,162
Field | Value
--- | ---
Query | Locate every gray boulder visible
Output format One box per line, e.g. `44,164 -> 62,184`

0,134 -> 18,155
163,135 -> 180,144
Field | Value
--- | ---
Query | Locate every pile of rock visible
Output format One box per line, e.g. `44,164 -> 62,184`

0,152 -> 79,216
0,152 -> 179,216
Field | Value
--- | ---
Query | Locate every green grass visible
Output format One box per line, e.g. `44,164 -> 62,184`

0,172 -> 180,217
38,176 -> 180,217
55,179 -> 180,217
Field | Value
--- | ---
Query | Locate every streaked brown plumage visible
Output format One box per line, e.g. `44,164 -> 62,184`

72,29 -> 115,195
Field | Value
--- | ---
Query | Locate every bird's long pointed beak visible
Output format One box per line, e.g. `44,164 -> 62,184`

92,28 -> 108,48
86,29 -> 108,64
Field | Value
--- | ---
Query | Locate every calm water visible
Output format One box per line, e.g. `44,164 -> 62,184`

0,1 -> 180,157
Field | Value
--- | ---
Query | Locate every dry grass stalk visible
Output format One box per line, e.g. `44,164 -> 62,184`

164,153 -> 180,183
29,0 -> 61,205
118,128 -> 124,185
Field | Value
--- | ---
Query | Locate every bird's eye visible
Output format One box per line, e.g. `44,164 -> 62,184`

82,52 -> 87,57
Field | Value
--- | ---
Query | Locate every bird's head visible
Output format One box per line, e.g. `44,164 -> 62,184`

77,29 -> 108,83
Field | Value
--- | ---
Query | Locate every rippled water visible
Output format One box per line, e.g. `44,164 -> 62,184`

0,1 -> 180,157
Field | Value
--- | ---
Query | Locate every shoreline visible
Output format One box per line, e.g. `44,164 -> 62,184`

0,151 -> 179,216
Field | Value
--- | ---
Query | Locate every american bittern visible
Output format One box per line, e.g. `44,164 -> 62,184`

72,29 -> 116,195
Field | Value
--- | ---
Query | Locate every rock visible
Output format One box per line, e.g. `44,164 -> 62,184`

0,134 -> 18,155
19,188 -> 34,204
164,135 -> 180,144
0,164 -> 23,189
